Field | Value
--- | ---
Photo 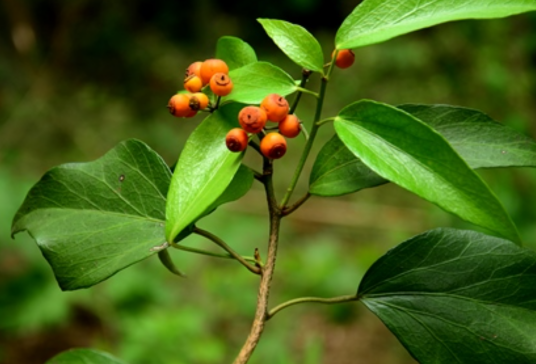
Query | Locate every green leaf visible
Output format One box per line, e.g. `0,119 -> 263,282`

210,164 -> 254,210
257,18 -> 324,73
309,134 -> 387,196
359,228 -> 536,364
310,104 -> 536,196
46,348 -> 127,364
334,100 -> 521,244
166,104 -> 244,242
216,36 -> 257,71
336,0 -> 536,49
222,62 -> 297,104
399,104 -> 536,169
11,139 -> 174,291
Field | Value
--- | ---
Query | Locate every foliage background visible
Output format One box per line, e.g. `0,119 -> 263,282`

1,1 -> 535,363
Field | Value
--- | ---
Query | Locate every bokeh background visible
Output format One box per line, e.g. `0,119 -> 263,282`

1,1 -> 535,363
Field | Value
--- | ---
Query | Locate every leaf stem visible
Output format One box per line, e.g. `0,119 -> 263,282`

193,227 -> 261,275
170,242 -> 259,265
280,58 -> 337,209
267,294 -> 359,319
295,87 -> 318,98
316,117 -> 336,126
281,192 -> 310,216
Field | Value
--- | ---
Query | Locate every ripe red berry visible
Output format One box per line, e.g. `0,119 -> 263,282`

184,74 -> 203,93
168,94 -> 192,117
226,128 -> 248,152
332,49 -> 355,69
260,132 -> 287,159
260,94 -> 289,123
210,73 -> 233,96
200,59 -> 229,85
278,114 -> 301,138
238,106 -> 267,134
189,92 -> 209,110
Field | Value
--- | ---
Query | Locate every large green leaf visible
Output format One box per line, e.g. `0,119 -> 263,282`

310,104 -> 536,196
336,0 -> 536,49
166,104 -> 244,242
46,348 -> 127,364
334,100 -> 521,244
222,62 -> 297,104
11,139 -> 173,291
257,19 -> 324,73
399,104 -> 536,169
215,36 -> 257,71
359,228 -> 536,364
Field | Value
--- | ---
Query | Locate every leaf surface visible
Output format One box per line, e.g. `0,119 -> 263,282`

336,0 -> 536,49
216,36 -> 257,70
310,104 -> 536,196
258,18 -> 324,73
46,348 -> 126,364
334,100 -> 520,244
359,228 -> 536,364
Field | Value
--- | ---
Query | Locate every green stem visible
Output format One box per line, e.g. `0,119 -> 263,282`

316,117 -> 336,126
290,69 -> 312,114
295,87 -> 318,98
267,294 -> 359,319
280,60 -> 337,208
299,122 -> 309,141
193,227 -> 261,275
281,192 -> 310,216
170,242 -> 259,265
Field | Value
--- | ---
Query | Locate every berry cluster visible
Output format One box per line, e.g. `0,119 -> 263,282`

226,94 -> 301,159
168,59 -> 233,118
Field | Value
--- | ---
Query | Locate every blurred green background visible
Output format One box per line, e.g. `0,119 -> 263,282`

1,1 -> 535,363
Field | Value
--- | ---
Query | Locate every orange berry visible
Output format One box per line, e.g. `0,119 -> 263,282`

210,73 -> 233,96
226,128 -> 248,152
260,94 -> 289,123
260,132 -> 287,159
278,114 -> 301,138
189,92 -> 209,110
238,106 -> 267,134
184,74 -> 203,93
200,59 -> 229,85
168,93 -> 192,117
185,61 -> 202,79
332,49 -> 355,69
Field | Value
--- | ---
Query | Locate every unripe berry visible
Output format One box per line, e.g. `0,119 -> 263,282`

168,93 -> 192,117
332,49 -> 355,69
185,61 -> 203,78
238,106 -> 267,134
226,128 -> 248,152
260,94 -> 289,123
260,132 -> 287,159
278,114 -> 301,138
200,59 -> 229,85
184,74 -> 203,93
210,73 -> 233,96
189,92 -> 209,110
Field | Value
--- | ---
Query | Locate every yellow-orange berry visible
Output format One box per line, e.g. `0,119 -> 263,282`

260,94 -> 289,123
184,74 -> 203,93
226,128 -> 248,152
168,93 -> 192,117
238,106 -> 267,134
200,59 -> 229,85
278,114 -> 301,138
260,132 -> 287,159
189,92 -> 209,110
210,73 -> 233,96
332,49 -> 355,69
185,61 -> 202,79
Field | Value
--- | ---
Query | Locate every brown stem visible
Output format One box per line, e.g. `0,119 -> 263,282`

233,159 -> 281,364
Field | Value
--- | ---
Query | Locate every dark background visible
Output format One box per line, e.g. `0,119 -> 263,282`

1,1 -> 535,363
